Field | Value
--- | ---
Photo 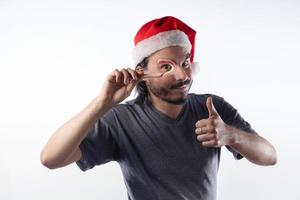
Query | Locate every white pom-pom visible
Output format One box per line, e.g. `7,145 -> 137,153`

191,62 -> 200,77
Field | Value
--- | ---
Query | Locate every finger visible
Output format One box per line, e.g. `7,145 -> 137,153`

112,69 -> 121,83
206,96 -> 219,117
202,139 -> 219,147
197,133 -> 216,142
195,127 -> 202,134
195,118 -> 214,128
126,68 -> 138,81
120,69 -> 131,85
195,125 -> 216,135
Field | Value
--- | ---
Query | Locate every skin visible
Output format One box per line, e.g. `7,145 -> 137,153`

195,97 -> 277,165
137,46 -> 193,118
40,46 -> 277,169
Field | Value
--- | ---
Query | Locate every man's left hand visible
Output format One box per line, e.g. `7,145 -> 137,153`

195,97 -> 235,148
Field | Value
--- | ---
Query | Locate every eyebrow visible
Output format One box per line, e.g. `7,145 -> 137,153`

157,53 -> 191,64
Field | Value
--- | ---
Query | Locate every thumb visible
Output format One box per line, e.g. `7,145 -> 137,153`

206,96 -> 219,117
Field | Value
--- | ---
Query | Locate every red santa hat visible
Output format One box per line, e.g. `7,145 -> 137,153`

132,16 -> 197,67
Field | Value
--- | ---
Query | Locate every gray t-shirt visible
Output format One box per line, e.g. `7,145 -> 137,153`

76,93 -> 256,200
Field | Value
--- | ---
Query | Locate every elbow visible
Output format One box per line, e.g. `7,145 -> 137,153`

40,150 -> 58,170
258,138 -> 278,166
264,154 -> 277,166
261,146 -> 278,166
249,145 -> 278,166
268,149 -> 278,166
266,143 -> 278,166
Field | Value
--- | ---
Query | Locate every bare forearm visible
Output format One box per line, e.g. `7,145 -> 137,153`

228,126 -> 277,166
40,68 -> 141,169
40,96 -> 112,169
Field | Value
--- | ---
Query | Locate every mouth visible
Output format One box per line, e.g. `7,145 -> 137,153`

172,84 -> 189,92
170,80 -> 190,91
170,80 -> 191,89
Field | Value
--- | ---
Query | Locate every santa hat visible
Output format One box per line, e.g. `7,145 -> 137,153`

132,16 -> 197,67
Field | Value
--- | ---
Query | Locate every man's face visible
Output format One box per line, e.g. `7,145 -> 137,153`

145,46 -> 193,105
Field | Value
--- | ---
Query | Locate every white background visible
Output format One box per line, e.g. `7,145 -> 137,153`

0,0 -> 299,199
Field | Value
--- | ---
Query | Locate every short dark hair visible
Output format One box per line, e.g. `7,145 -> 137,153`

135,57 -> 149,104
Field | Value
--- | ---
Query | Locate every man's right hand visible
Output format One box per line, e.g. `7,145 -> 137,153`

97,68 -> 143,107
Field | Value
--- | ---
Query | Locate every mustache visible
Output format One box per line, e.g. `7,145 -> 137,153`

170,79 -> 191,89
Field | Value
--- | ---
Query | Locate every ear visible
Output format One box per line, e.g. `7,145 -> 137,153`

135,65 -> 147,81
135,65 -> 145,74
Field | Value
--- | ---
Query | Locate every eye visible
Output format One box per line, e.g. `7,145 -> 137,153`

182,60 -> 191,68
162,64 -> 173,72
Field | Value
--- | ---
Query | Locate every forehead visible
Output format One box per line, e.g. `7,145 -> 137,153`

148,46 -> 189,64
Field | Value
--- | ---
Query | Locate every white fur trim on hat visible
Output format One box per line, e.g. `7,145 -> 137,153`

191,62 -> 200,77
132,30 -> 192,66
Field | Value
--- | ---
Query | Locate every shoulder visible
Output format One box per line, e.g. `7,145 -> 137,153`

106,99 -> 139,112
188,94 -> 253,130
102,99 -> 144,121
187,93 -> 237,118
187,93 -> 225,107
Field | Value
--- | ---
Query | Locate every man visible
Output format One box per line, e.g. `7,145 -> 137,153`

41,16 -> 277,200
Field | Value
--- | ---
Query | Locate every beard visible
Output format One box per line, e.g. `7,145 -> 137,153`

147,79 -> 192,105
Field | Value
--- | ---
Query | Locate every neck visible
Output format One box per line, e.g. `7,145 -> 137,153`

148,94 -> 184,119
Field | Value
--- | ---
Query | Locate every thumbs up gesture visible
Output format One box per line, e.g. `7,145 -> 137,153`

195,97 -> 233,148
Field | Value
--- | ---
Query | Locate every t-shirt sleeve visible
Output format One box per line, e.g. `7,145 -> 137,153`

213,95 -> 257,160
76,115 -> 119,171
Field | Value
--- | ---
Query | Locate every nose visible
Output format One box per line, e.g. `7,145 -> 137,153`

172,65 -> 189,81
